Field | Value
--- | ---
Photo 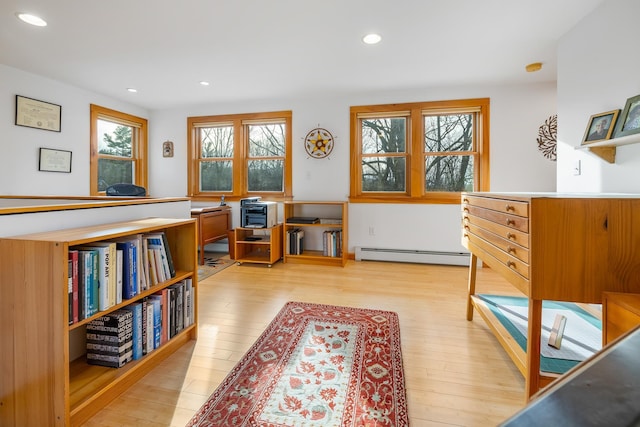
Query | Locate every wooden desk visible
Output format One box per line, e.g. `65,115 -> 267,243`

462,192 -> 640,399
191,206 -> 232,265
500,325 -> 640,426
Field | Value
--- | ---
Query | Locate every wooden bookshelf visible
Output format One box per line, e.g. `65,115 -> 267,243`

0,217 -> 197,427
283,201 -> 347,267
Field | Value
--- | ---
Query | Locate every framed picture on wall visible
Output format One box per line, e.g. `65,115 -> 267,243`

582,110 -> 619,144
39,148 -> 72,173
613,94 -> 640,138
15,95 -> 62,132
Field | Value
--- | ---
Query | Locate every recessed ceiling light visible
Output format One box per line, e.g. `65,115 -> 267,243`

127,88 -> 137,93
16,13 -> 47,27
199,81 -> 210,86
525,62 -> 543,73
362,33 -> 382,45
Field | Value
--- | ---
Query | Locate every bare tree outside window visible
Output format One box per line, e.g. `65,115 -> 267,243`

247,124 -> 285,192
199,126 -> 233,191
361,117 -> 407,192
424,114 -> 474,192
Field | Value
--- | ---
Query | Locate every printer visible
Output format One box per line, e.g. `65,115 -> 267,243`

240,197 -> 278,228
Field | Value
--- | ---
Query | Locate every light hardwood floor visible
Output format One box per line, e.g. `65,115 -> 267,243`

82,259 -> 527,426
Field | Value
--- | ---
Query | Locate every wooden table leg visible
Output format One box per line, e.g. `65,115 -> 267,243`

525,297 -> 543,400
466,253 -> 478,321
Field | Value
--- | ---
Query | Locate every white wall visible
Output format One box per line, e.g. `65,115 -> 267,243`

1,62 -> 557,255
151,83 -> 557,253
0,64 -> 149,196
557,0 -> 640,193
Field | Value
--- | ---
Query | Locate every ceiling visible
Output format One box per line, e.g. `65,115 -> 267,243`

1,0 -> 605,111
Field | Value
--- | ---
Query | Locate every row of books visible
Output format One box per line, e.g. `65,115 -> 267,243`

323,229 -> 342,257
286,228 -> 305,255
86,279 -> 194,368
68,231 -> 176,324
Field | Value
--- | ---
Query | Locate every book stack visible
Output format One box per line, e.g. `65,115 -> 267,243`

286,228 -> 304,255
323,229 -> 342,257
86,309 -> 133,368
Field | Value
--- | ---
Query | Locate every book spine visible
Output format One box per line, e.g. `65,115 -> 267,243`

116,249 -> 123,304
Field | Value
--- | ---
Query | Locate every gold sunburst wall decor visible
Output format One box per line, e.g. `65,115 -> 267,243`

537,114 -> 557,161
304,127 -> 334,159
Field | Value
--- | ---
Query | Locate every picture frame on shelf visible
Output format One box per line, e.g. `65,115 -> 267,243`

613,94 -> 640,138
582,109 -> 619,145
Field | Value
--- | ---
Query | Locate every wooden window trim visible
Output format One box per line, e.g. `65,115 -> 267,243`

90,104 -> 148,196
187,110 -> 292,202
350,98 -> 490,204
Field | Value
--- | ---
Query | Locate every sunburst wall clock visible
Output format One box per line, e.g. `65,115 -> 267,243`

304,127 -> 334,159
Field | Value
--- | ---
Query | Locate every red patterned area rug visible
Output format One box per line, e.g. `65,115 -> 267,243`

187,301 -> 409,426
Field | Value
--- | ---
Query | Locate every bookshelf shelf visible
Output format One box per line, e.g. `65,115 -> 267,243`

575,132 -> 640,163
283,201 -> 348,267
0,217 -> 197,427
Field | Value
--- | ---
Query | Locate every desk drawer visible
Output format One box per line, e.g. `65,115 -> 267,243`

466,232 -> 530,279
463,213 -> 530,248
462,195 -> 529,217
463,204 -> 529,233
464,221 -> 529,263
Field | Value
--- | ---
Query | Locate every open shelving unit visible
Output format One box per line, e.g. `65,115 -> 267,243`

283,201 -> 348,267
234,223 -> 282,267
0,217 -> 197,427
576,132 -> 640,163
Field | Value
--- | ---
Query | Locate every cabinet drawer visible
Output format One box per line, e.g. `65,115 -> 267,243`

463,204 -> 529,233
462,213 -> 530,248
467,232 -> 530,279
462,195 -> 529,217
464,221 -> 529,263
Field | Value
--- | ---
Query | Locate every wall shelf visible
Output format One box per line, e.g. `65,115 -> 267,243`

576,132 -> 640,163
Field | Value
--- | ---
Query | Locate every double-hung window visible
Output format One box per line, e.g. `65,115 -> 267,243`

188,111 -> 292,200
90,104 -> 147,195
350,98 -> 489,203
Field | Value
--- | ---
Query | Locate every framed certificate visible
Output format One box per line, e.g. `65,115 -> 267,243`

15,95 -> 62,132
39,148 -> 72,173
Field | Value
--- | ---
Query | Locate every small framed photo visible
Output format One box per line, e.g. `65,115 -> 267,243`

613,94 -> 640,138
39,148 -> 72,173
15,95 -> 62,132
582,109 -> 620,145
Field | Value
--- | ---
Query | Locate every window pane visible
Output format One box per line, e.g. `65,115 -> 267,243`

361,118 -> 406,154
98,158 -> 133,190
248,124 -> 285,157
200,126 -> 233,158
98,119 -> 132,158
425,155 -> 474,192
200,160 -> 232,191
424,114 -> 473,152
247,159 -> 283,191
362,157 -> 406,192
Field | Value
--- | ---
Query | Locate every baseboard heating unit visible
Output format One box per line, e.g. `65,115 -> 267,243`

355,246 -> 470,266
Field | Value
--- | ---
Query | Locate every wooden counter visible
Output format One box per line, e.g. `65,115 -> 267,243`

462,192 -> 640,399
191,206 -> 232,265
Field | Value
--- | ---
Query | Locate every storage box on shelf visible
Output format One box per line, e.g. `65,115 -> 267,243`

0,217 -> 197,427
283,201 -> 348,267
234,223 -> 282,267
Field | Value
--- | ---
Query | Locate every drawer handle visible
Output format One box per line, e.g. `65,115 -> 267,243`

464,225 -> 470,230
507,261 -> 516,269
505,204 -> 515,212
463,233 -> 469,238
463,207 -> 470,212
507,233 -> 516,240
462,198 -> 469,203
507,246 -> 516,254
506,219 -> 516,226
